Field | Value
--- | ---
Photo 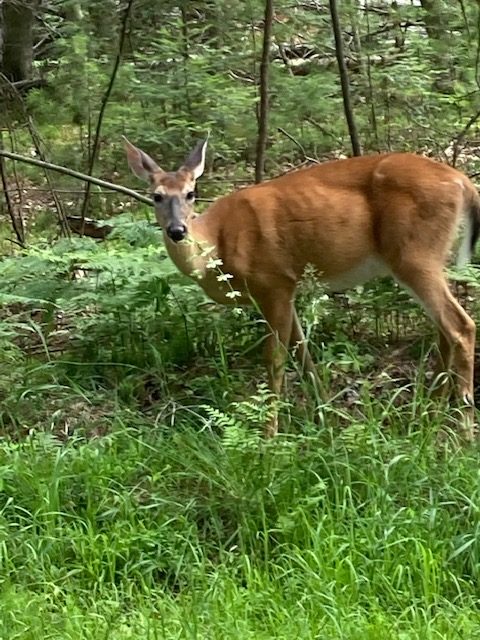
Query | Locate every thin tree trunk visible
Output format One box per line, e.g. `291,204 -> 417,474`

26,115 -> 70,236
0,134 -> 24,246
6,127 -> 26,241
180,6 -> 192,117
80,0 -> 135,225
255,0 -> 274,183
0,72 -> 70,235
328,0 -> 362,156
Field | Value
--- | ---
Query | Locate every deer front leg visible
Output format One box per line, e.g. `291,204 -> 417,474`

260,291 -> 295,438
392,264 -> 476,440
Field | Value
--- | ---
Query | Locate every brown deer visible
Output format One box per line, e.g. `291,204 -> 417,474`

124,137 -> 479,439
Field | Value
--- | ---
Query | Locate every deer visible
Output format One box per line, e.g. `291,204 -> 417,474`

124,136 -> 480,440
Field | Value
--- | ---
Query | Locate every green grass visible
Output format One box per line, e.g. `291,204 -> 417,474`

2,238 -> 480,638
1,408 -> 480,639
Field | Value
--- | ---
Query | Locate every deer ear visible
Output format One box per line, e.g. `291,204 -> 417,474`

182,138 -> 208,180
123,136 -> 162,182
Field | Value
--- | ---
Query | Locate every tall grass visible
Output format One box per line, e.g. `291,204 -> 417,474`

2,239 -> 480,638
1,405 -> 480,639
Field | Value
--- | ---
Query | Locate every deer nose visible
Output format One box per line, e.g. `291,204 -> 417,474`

166,223 -> 187,242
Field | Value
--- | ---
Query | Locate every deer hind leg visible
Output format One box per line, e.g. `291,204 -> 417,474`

393,264 -> 476,439
259,291 -> 295,438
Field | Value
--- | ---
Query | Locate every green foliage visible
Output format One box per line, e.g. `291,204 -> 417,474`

10,0 -> 480,183
2,228 -> 480,635
1,413 -> 480,637
3,1 -> 480,636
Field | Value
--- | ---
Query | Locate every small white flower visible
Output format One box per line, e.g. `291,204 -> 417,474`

206,257 -> 223,269
216,273 -> 233,282
226,290 -> 242,299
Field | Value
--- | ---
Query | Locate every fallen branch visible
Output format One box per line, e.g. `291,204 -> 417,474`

0,149 -> 152,206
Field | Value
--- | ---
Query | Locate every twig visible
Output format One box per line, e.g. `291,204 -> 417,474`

457,0 -> 470,39
277,127 -> 318,163
364,0 -> 379,150
450,108 -> 480,167
180,6 -> 192,116
277,44 -> 295,77
10,78 -> 47,91
0,186 -> 213,202
0,149 -> 153,205
305,116 -> 342,144
80,0 -> 135,225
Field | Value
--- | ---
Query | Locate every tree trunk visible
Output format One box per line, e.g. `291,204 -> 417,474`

255,0 -> 274,184
2,1 -> 38,83
329,0 -> 362,156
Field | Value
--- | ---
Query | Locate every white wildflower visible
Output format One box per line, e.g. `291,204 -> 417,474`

216,273 -> 233,282
206,257 -> 223,269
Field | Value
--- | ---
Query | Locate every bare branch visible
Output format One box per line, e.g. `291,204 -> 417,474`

450,109 -> 480,167
277,127 -> 318,163
0,149 -> 153,206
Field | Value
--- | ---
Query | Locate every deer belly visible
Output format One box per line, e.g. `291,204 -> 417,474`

322,257 -> 389,292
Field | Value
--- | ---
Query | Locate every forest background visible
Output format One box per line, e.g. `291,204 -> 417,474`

1,1 -> 480,638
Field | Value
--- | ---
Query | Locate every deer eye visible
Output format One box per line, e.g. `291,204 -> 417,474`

153,193 -> 163,203
186,191 -> 195,201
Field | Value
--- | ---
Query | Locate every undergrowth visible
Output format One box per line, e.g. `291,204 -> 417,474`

1,233 -> 480,639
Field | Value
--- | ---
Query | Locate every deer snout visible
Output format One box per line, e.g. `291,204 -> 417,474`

166,223 -> 187,242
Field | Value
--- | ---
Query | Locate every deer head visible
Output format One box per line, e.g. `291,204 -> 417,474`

124,137 -> 208,243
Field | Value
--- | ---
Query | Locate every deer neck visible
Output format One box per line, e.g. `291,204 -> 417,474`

162,215 -> 218,281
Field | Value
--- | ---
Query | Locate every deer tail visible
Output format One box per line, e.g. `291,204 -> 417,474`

457,186 -> 480,268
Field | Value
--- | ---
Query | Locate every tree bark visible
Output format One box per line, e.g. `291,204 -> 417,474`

255,0 -> 274,184
2,1 -> 38,83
